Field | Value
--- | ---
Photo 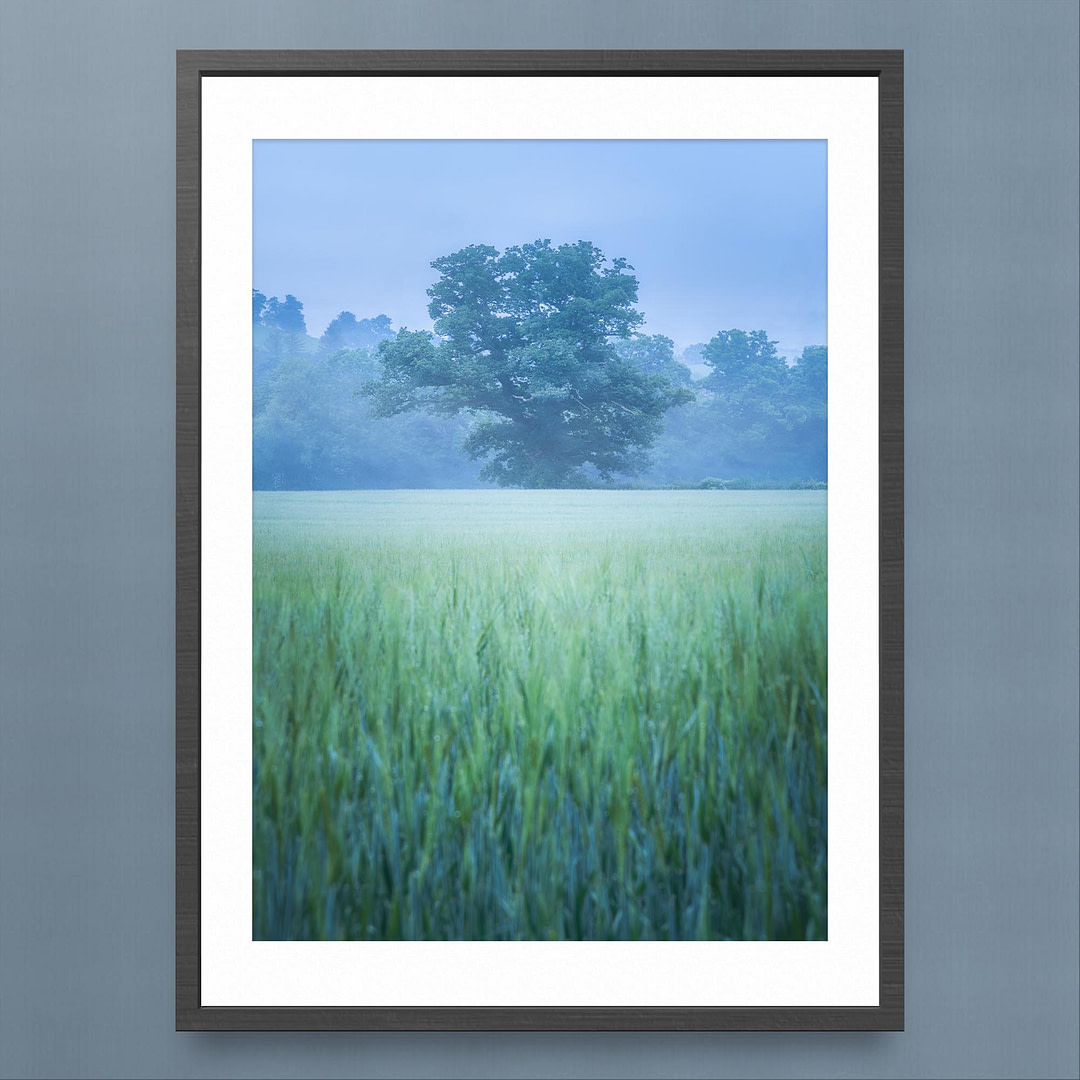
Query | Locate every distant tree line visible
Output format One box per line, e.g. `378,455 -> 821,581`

251,252 -> 827,490
631,329 -> 828,485
253,292 -> 476,489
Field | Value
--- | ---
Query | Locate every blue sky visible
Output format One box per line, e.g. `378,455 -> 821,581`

254,139 -> 826,362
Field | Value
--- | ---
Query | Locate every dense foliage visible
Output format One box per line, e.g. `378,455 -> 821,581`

251,266 -> 829,489
252,291 -> 478,489
364,241 -> 695,487
253,349 -> 480,490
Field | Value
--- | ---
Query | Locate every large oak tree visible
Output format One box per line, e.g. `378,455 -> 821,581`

364,240 -> 694,487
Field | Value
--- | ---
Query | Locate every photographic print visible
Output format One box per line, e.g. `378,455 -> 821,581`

179,53 -> 902,1027
251,138 -> 829,943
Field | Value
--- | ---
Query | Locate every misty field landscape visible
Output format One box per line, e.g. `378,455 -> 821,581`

253,489 -> 827,940
251,138 -> 829,941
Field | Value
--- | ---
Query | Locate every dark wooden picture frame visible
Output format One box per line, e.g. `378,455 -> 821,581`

177,49 -> 903,1031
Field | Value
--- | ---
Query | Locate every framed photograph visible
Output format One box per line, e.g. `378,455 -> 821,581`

177,50 -> 903,1030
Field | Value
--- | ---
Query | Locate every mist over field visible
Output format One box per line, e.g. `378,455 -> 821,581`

251,139 -> 829,941
252,301 -> 828,490
253,139 -> 828,492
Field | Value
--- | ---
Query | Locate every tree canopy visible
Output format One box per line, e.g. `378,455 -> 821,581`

258,292 -> 307,335
249,281 -> 828,491
364,240 -> 694,487
691,330 -> 827,479
320,311 -> 394,352
253,347 -> 477,490
615,333 -> 694,388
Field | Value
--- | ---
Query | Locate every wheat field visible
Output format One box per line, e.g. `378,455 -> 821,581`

252,490 -> 827,940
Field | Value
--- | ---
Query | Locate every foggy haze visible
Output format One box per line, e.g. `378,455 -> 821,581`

254,139 -> 826,362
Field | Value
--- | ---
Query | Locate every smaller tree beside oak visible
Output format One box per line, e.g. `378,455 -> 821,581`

700,329 -> 827,479
364,240 -> 694,488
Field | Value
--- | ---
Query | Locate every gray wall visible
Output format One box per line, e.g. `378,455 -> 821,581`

1,2 -> 1077,1077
